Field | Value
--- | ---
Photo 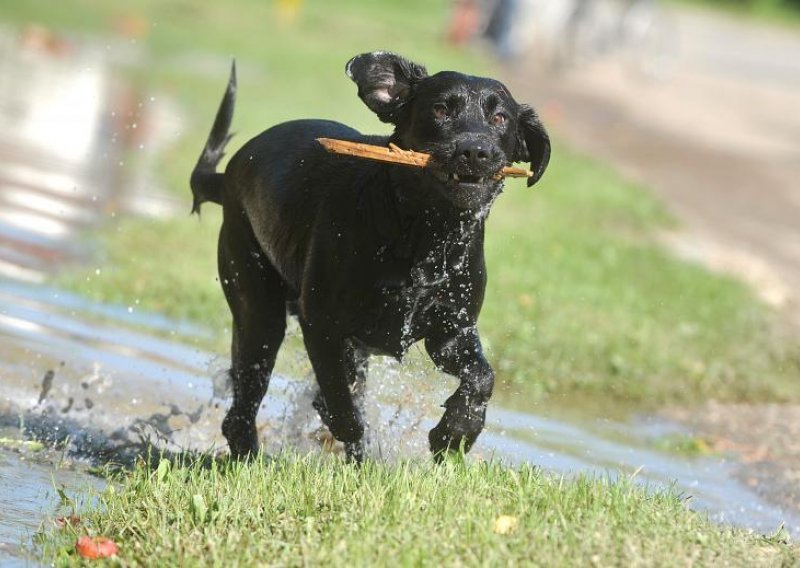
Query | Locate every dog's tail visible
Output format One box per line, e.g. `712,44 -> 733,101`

190,61 -> 237,214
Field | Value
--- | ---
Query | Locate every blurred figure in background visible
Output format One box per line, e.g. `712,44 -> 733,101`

448,0 -> 527,59
484,0 -> 524,59
447,0 -> 482,46
449,0 -> 674,75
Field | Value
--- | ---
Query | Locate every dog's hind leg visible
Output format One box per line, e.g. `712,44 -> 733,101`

301,327 -> 366,463
425,325 -> 495,460
312,343 -> 368,459
218,214 -> 287,458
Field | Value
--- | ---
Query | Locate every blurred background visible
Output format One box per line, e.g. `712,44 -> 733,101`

1,0 -> 800,557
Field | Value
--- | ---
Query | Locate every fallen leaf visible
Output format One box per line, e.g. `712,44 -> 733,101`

75,536 -> 119,559
492,515 -> 519,535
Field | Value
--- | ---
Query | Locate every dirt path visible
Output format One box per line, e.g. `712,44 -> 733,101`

502,7 -> 800,514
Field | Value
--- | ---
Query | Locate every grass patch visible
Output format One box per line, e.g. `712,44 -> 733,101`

484,148 -> 800,407
649,433 -> 716,457
5,0 -> 799,408
42,453 -> 797,566
668,0 -> 800,26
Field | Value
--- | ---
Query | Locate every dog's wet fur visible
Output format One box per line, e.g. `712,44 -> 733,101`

190,51 -> 550,462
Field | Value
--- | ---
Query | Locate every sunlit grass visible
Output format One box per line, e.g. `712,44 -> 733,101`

483,146 -> 800,407
42,453 -> 798,566
668,0 -> 800,27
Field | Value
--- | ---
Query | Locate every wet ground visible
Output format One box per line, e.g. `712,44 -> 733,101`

1,13 -> 800,565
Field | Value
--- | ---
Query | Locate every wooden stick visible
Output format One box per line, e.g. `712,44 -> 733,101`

316,138 -> 532,179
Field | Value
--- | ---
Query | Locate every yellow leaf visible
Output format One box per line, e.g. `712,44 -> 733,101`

492,515 -> 519,535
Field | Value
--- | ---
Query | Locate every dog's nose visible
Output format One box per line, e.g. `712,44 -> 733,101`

456,141 -> 492,169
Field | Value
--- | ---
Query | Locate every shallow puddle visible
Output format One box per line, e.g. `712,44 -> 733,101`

0,448 -> 103,566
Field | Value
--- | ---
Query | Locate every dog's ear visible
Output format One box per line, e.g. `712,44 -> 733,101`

513,104 -> 551,187
346,51 -> 428,123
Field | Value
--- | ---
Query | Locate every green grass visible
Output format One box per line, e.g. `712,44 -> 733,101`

649,433 -> 716,457
42,453 -> 797,566
4,0 -> 799,409
483,150 -> 800,408
668,0 -> 800,26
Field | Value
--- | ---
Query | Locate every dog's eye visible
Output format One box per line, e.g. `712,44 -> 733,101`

433,103 -> 448,120
491,112 -> 507,126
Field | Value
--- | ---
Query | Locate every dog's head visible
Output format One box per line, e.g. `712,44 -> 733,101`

346,51 -> 550,211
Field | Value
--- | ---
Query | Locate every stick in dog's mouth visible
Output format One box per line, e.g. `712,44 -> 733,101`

316,138 -> 533,180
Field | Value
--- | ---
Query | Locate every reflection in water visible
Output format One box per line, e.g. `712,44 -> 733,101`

0,24 -> 180,284
0,24 -> 164,564
0,27 -> 118,283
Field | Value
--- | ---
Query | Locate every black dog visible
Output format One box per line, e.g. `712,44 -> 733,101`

190,51 -> 550,462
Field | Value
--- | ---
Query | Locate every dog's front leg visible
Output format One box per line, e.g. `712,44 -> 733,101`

301,323 -> 366,462
425,326 -> 495,459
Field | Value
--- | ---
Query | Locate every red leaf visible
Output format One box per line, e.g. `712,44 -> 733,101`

75,536 -> 119,559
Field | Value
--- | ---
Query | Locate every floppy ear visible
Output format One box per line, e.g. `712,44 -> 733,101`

345,51 -> 428,123
513,104 -> 551,187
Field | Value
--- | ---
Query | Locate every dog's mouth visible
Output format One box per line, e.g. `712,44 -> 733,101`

427,166 -> 503,211
432,170 -> 495,187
